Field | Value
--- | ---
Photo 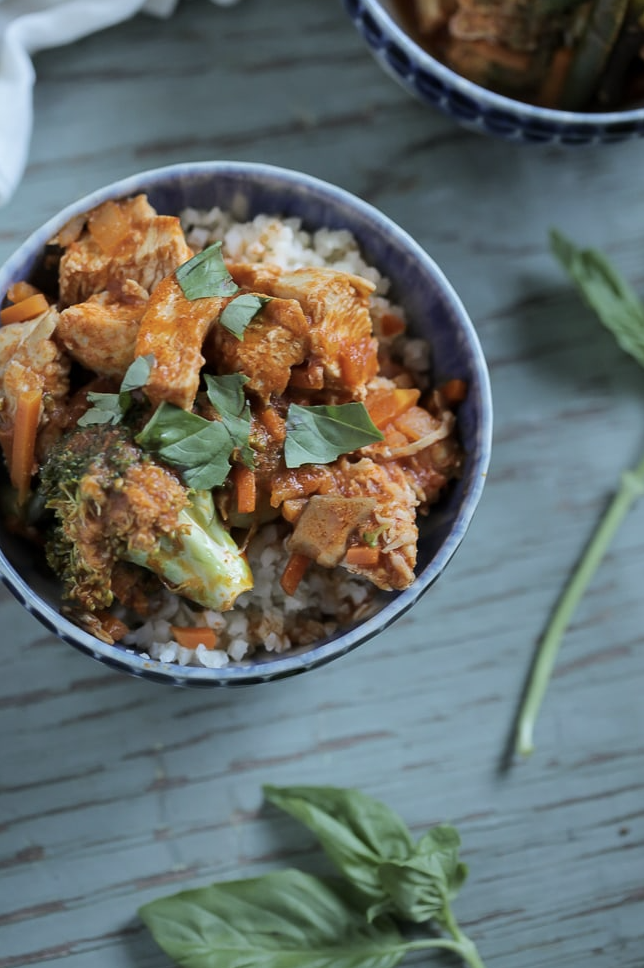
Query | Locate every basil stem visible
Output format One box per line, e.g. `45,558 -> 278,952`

515,451 -> 644,756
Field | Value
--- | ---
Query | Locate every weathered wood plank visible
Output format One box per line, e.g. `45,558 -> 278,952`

0,1 -> 643,966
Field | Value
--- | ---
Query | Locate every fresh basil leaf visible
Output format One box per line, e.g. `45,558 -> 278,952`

550,229 -> 644,369
370,827 -> 468,925
284,403 -> 384,469
220,293 -> 271,339
120,353 -> 154,395
77,354 -> 155,427
263,785 -> 414,903
76,392 -> 122,426
205,373 -> 254,469
204,372 -> 249,417
136,402 -> 233,489
415,826 -> 468,902
138,868 -> 407,968
176,242 -> 240,301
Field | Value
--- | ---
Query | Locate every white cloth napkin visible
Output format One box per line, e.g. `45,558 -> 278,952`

0,0 -> 239,208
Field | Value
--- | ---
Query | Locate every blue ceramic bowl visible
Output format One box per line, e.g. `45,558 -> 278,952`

0,161 -> 492,686
345,0 -> 644,144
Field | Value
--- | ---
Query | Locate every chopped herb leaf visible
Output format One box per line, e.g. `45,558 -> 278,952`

175,242 -> 239,301
220,293 -> 272,339
285,402 -> 384,469
77,354 -> 154,427
76,392 -> 122,427
205,374 -> 254,469
136,402 -> 234,489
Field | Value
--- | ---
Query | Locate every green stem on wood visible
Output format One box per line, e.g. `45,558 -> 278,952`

515,451 -> 644,757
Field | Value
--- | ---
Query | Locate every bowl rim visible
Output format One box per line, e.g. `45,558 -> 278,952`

0,160 -> 492,685
353,0 -> 644,129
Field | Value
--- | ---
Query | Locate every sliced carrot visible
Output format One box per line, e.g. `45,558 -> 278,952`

7,281 -> 40,304
171,626 -> 218,651
259,406 -> 286,442
233,464 -> 257,515
338,336 -> 378,388
280,552 -> 311,596
289,360 -> 324,390
366,387 -> 420,429
345,545 -> 380,567
536,47 -> 573,109
1,293 -> 49,325
439,378 -> 468,406
0,426 -> 13,467
88,200 -> 130,256
11,388 -> 42,504
394,405 -> 435,442
95,611 -> 130,643
379,312 -> 406,338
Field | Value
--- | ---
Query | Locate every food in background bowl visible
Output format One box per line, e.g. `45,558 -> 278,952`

346,0 -> 644,143
395,0 -> 644,112
0,162 -> 491,686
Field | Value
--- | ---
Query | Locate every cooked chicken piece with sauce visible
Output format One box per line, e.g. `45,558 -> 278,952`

275,454 -> 419,591
58,288 -> 148,379
58,195 -> 193,308
204,295 -> 309,402
135,274 -> 228,410
362,377 -> 462,509
0,308 -> 70,426
287,494 -> 376,568
225,263 -> 379,396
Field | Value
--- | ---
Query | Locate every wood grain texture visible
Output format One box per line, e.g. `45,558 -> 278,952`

1,1 -> 644,965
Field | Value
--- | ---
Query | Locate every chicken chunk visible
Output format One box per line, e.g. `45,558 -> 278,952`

361,377 -> 462,509
58,195 -> 193,308
0,307 -> 70,424
287,494 -> 376,568
330,457 -> 419,590
58,288 -> 148,379
275,455 -> 419,591
225,263 -> 379,396
205,294 -> 309,402
135,274 -> 228,410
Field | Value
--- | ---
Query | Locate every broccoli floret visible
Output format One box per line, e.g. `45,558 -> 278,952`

39,424 -> 253,613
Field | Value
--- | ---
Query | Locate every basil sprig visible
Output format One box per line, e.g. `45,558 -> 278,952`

219,292 -> 272,339
285,402 -> 384,469
136,373 -> 253,489
513,231 -> 644,757
77,354 -> 153,427
175,241 -> 239,300
138,784 -> 487,968
263,786 -> 468,926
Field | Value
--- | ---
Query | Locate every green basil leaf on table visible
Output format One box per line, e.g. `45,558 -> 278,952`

371,827 -> 468,924
550,229 -> 644,368
176,241 -> 240,300
263,784 -> 414,902
219,293 -> 272,339
284,403 -> 384,469
138,868 -> 408,968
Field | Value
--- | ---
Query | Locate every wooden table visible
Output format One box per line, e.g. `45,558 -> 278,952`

1,2 -> 643,965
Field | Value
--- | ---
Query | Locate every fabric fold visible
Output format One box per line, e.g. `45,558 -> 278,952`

0,0 -> 238,208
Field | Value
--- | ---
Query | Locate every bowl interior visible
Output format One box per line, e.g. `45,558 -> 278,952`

0,162 -> 492,684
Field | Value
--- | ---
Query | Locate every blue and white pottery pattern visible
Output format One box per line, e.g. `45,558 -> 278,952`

0,161 -> 493,686
345,0 -> 644,144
